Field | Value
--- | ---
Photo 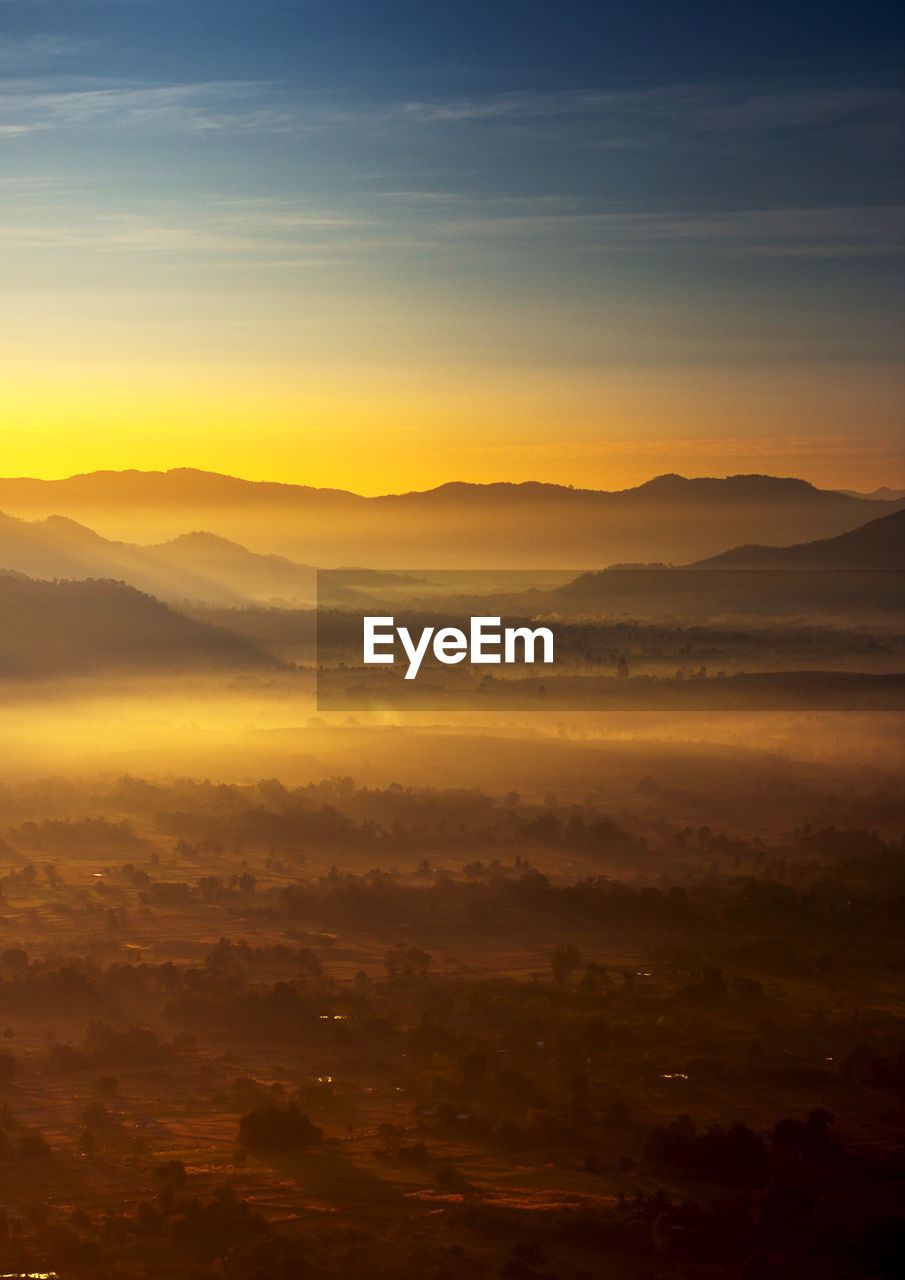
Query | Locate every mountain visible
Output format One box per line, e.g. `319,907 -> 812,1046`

690,509 -> 905,570
0,510 -> 316,606
144,532 -> 315,604
0,572 -> 277,678
838,487 -> 905,502
548,509 -> 905,620
0,469 -> 901,568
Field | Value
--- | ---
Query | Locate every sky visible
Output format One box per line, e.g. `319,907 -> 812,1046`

1,0 -> 903,494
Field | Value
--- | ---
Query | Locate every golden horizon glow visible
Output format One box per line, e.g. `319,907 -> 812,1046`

3,360 -> 903,495
3,6 -> 902,507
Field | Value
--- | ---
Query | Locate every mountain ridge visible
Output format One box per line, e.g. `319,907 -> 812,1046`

0,509 -> 316,606
690,508 -> 905,570
0,571 -> 278,678
1,469 -> 902,568
0,467 -> 886,504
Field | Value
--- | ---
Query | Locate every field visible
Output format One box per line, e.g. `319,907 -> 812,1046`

0,719 -> 901,1278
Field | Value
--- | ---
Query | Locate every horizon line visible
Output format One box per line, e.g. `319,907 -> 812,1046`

1,466 -> 902,502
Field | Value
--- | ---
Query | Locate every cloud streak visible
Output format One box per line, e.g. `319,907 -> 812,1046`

0,35 -> 98,72
0,79 -> 311,137
1,196 -> 900,263
424,203 -> 905,259
1,77 -> 901,149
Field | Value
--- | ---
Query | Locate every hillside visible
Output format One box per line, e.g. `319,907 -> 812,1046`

145,531 -> 315,604
0,470 -> 900,567
0,510 -> 315,606
690,508 -> 905,569
548,510 -> 905,620
838,486 -> 905,502
0,573 -> 277,678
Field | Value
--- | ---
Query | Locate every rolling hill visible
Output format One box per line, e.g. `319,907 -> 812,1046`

0,510 -> 316,606
0,572 -> 277,678
838,487 -> 905,502
0,469 -> 901,568
547,509 -> 905,620
690,508 -> 905,570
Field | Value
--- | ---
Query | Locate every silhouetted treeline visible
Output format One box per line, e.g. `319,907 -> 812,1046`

7,815 -> 142,849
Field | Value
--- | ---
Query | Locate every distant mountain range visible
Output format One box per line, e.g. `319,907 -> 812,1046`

0,573 -> 275,678
546,509 -> 904,620
0,510 -> 315,607
691,508 -> 905,570
0,469 -> 901,567
0,502 -> 900,680
0,477 -> 901,614
838,487 -> 905,502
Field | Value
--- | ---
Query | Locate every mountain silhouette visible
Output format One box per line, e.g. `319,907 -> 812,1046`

838,486 -> 905,502
0,571 -> 276,678
0,510 -> 315,606
144,532 -> 315,604
690,508 -> 905,570
0,469 -> 901,567
549,509 -> 904,619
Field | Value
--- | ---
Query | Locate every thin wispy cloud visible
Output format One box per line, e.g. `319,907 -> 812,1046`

0,80 -> 309,137
423,204 -> 905,259
1,75 -> 900,266
1,77 -> 901,148
459,433 -> 903,462
0,218 -> 255,253
370,83 -> 905,149
1,197 -> 899,263
0,35 -> 98,72
0,195 -> 380,257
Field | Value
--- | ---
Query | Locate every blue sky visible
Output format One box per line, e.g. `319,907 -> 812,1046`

1,0 -> 903,491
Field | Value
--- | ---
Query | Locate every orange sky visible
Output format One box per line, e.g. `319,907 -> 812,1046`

4,356 -> 903,494
2,6 -> 902,497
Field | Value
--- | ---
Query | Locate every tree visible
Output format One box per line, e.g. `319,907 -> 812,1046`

153,1159 -> 188,1213
238,1104 -> 322,1151
81,1101 -> 109,1130
580,1018 -> 612,1055
384,945 -> 431,984
551,945 -> 582,988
